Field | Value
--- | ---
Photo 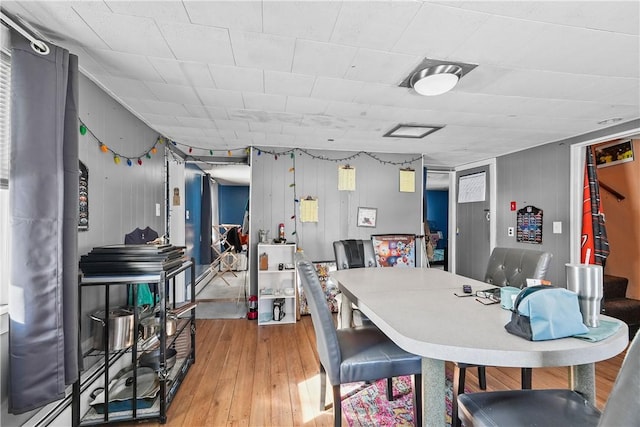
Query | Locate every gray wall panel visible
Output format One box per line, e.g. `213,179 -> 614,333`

250,148 -> 423,295
495,141 -> 571,285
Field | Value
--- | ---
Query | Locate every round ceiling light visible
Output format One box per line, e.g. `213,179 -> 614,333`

410,64 -> 463,96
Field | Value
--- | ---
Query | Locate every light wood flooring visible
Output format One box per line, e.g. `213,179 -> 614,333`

125,316 -> 627,427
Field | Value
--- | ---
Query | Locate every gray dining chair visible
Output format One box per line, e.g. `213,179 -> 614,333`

457,330 -> 639,427
452,247 -> 553,427
333,239 -> 377,328
297,257 -> 422,427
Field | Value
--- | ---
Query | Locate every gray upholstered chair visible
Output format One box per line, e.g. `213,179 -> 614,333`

297,257 -> 422,427
333,239 -> 376,328
457,330 -> 640,427
452,247 -> 553,427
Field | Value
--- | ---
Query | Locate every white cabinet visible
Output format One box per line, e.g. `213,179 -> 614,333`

257,243 -> 297,325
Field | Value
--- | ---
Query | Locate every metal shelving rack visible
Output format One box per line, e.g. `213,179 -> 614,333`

72,258 -> 196,425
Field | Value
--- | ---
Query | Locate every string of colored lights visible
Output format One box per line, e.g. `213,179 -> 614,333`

79,118 -> 164,166
254,147 -> 422,166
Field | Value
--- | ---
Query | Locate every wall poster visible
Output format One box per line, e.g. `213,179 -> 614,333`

517,205 -> 543,244
79,161 -> 88,231
371,234 -> 416,268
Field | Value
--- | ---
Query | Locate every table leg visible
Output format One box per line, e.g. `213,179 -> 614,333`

569,363 -> 596,404
422,357 -> 446,427
338,292 -> 353,329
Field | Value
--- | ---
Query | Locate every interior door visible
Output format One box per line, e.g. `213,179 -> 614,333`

455,165 -> 491,280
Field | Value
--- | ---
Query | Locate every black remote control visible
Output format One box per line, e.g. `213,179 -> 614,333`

463,285 -> 472,294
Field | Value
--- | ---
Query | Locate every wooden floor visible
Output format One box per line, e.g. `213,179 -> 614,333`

126,316 -> 626,427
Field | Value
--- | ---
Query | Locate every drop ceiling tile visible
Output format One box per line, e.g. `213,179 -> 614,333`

145,81 -> 201,104
230,30 -> 295,71
264,71 -> 315,97
203,106 -> 230,120
209,65 -> 264,92
228,109 -> 303,126
2,2 -> 110,50
249,122 -> 283,133
242,93 -> 287,112
217,129 -> 240,139
331,1 -> 421,50
160,126 -> 206,138
292,39 -> 357,78
183,1 -> 263,32
345,49 -> 421,84
215,119 -> 250,132
141,100 -> 190,116
158,21 -> 234,64
324,101 -> 371,119
392,2 -> 489,57
72,7 -> 173,58
198,88 -> 245,108
450,15 -> 544,66
105,1 -> 191,23
264,1 -> 341,41
175,116 -> 216,129
146,57 -> 187,85
141,113 -> 181,128
84,48 -> 164,82
181,62 -> 217,88
311,77 -> 364,102
286,97 -> 329,115
264,133 -> 295,145
95,75 -> 158,100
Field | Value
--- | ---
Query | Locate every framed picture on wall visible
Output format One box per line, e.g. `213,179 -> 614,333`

357,207 -> 377,227
595,139 -> 634,168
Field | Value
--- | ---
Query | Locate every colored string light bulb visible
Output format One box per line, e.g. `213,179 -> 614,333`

151,147 -> 157,154
113,155 -> 121,164
146,153 -> 151,159
79,124 -> 87,135
227,150 -> 232,156
172,140 -> 177,146
289,167 -> 294,172
290,152 -> 294,159
137,158 -> 143,165
209,150 -> 214,155
189,147 -> 193,153
127,159 -> 132,166
100,144 -> 108,153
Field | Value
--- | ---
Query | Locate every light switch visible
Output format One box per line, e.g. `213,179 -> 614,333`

155,203 -> 161,217
186,210 -> 190,220
508,227 -> 515,237
553,221 -> 562,234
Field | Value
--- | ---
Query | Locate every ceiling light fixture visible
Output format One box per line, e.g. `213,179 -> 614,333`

410,64 -> 463,96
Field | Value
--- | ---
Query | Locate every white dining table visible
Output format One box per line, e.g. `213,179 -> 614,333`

330,267 -> 629,427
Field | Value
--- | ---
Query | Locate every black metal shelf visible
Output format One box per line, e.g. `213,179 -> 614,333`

72,258 -> 196,426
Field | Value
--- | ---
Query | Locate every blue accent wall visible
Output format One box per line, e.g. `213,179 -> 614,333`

426,190 -> 449,249
219,185 -> 249,225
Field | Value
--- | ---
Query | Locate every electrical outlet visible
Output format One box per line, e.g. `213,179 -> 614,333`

553,221 -> 562,234
508,227 -> 515,237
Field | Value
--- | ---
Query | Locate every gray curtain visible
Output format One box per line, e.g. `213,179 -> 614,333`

9,33 -> 79,414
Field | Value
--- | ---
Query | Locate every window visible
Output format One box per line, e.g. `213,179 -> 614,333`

1,33 -> 11,308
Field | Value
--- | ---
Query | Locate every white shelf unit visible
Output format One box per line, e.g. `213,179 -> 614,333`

257,243 -> 297,325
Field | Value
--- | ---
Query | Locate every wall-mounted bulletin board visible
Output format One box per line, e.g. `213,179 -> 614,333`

517,205 -> 542,244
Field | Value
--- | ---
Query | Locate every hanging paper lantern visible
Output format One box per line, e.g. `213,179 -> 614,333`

127,159 -> 132,166
79,124 -> 87,135
151,147 -> 157,154
113,155 -> 121,165
100,144 -> 108,153
137,158 -> 143,165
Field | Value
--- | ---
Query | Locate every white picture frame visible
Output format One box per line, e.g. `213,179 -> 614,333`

357,207 -> 377,228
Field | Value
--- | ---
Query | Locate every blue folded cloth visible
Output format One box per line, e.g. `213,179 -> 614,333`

573,319 -> 622,342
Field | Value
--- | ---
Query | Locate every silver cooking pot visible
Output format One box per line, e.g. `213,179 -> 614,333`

90,307 -> 135,351
139,314 -> 177,340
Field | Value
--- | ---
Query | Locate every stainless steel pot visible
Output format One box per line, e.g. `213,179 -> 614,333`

139,315 -> 176,340
90,307 -> 135,351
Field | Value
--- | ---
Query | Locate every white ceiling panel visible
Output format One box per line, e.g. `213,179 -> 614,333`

209,65 -> 263,92
2,0 -> 637,167
230,30 -> 295,71
292,39 -> 357,78
158,21 -> 234,64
